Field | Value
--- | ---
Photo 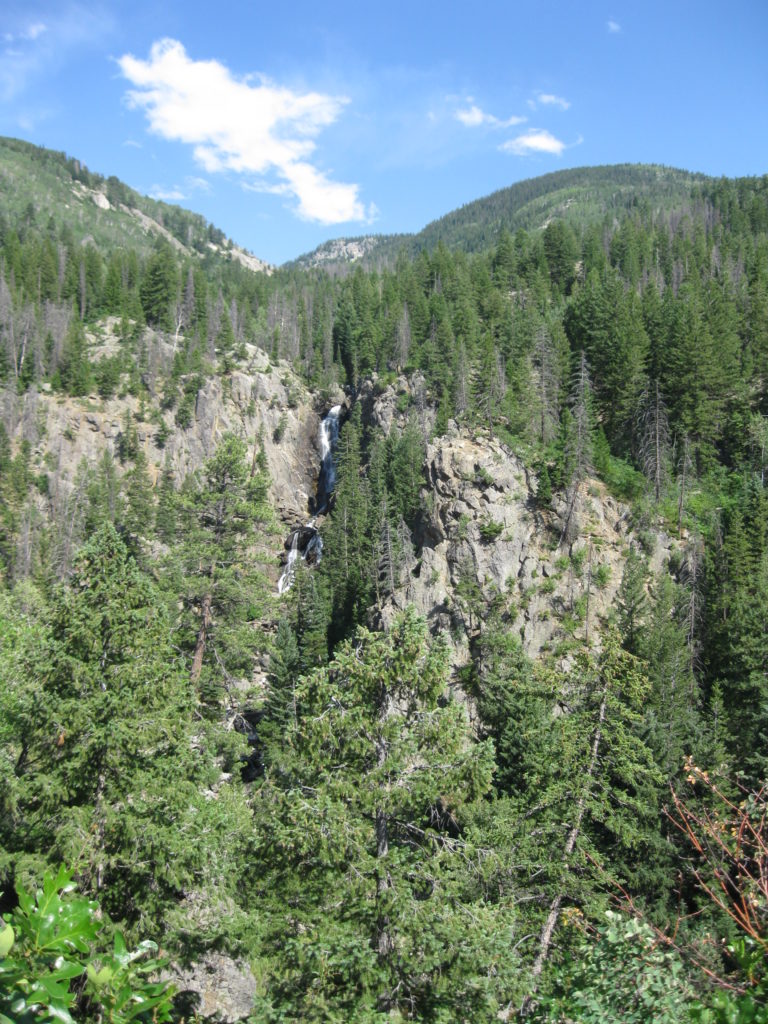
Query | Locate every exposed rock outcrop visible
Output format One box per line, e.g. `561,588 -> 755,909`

170,953 -> 257,1023
0,341 -> 323,530
359,386 -> 675,670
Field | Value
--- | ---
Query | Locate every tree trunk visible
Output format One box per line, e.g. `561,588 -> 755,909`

519,686 -> 608,1016
190,591 -> 212,684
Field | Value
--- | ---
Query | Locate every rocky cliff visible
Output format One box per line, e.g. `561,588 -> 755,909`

2,340 -> 675,671
358,375 -> 675,672
0,330 -> 327,533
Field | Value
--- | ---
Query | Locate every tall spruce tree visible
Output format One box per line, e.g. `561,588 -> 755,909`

169,434 -> 273,709
0,524 -> 249,934
250,610 -> 518,1022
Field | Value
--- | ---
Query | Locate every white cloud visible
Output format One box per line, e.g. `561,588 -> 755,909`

499,129 -> 566,157
607,19 -> 621,33
150,185 -> 187,201
454,103 -> 526,129
4,21 -> 47,44
117,38 -> 370,225
186,176 -> 211,193
148,175 -> 210,203
537,92 -> 570,110
22,23 -> 47,41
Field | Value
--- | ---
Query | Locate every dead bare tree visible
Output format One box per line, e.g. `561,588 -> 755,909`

560,351 -> 594,546
636,379 -> 671,502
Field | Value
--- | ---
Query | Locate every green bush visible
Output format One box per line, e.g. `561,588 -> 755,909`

535,910 -> 693,1023
479,519 -> 504,542
0,866 -> 173,1024
593,563 -> 612,589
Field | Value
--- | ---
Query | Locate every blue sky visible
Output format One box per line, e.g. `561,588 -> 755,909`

1,0 -> 766,265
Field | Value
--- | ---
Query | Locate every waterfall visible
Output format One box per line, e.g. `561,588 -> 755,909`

277,405 -> 341,594
316,405 -> 342,514
277,530 -> 300,595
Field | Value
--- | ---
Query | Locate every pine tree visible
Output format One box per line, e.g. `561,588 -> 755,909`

154,465 -> 177,543
251,610 -> 515,1021
171,434 -> 273,708
617,545 -> 649,656
139,243 -> 177,330
521,633 -> 663,1005
122,448 -> 154,539
640,572 -> 699,779
560,351 -> 595,545
0,524 -> 249,932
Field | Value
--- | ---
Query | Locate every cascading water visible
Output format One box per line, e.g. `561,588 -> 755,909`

277,530 -> 300,595
277,405 -> 341,594
316,405 -> 342,514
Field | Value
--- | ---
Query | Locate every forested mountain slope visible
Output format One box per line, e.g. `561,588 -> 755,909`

291,162 -> 713,269
0,136 -> 270,271
1,139 -> 768,1022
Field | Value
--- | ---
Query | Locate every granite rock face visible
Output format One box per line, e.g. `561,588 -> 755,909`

2,350 -> 676,672
0,341 -> 324,531
170,953 -> 257,1023
359,382 -> 675,670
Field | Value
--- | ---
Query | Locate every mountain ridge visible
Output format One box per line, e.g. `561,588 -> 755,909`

0,135 -> 272,274
288,162 -> 717,269
1,137 -> 739,273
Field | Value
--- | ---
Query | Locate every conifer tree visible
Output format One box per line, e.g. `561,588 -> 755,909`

170,434 -> 273,707
617,545 -> 649,656
122,448 -> 154,539
251,610 -> 515,1021
521,633 -> 662,1004
139,242 -> 177,330
560,350 -> 594,544
639,572 -> 699,779
0,524 -> 248,932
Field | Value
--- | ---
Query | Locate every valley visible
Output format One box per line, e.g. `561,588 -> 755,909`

1,139 -> 767,1022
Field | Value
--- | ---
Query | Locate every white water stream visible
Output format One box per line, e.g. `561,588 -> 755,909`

277,405 -> 342,594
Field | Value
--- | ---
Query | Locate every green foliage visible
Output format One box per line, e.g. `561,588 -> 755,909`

479,518 -> 504,542
2,139 -> 768,1020
536,911 -> 693,1023
536,460 -> 553,507
1,524 -> 250,934
0,866 -> 172,1024
689,940 -> 768,1024
169,433 -> 274,708
252,610 -> 515,1021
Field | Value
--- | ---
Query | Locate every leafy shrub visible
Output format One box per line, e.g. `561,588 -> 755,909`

479,519 -> 504,542
593,563 -> 612,589
0,866 -> 173,1024
175,391 -> 194,428
272,413 -> 288,443
535,910 -> 693,1023
570,547 -> 586,576
475,465 -> 494,487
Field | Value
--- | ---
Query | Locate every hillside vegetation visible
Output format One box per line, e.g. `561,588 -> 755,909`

1,140 -> 768,1022
0,136 -> 270,269
292,162 -> 713,268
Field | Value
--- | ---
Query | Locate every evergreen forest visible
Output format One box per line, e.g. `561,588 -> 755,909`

2,138 -> 768,1022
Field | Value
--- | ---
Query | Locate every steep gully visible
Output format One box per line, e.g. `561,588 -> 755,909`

277,405 -> 342,594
